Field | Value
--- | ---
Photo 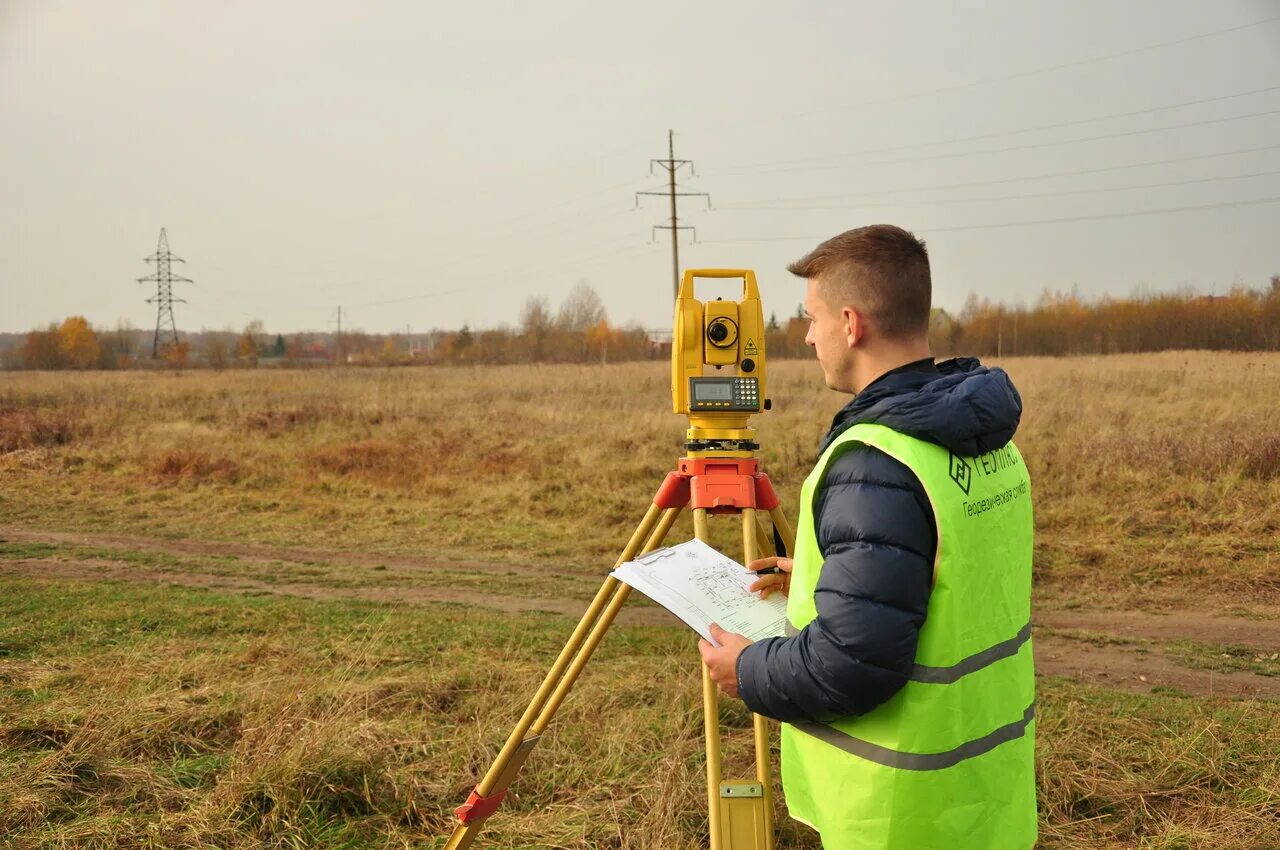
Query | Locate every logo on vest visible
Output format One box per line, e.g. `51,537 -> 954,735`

948,453 -> 972,495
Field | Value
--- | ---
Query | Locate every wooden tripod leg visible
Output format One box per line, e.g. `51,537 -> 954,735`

741,508 -> 775,850
768,506 -> 797,560
444,502 -> 675,850
531,506 -> 682,730
754,515 -> 776,559
702,507 -> 776,850
692,508 -> 723,848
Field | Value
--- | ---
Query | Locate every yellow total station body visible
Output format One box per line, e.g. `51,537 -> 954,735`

672,269 -> 768,456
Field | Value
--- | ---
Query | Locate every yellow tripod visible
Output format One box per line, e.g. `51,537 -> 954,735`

446,268 -> 787,848
443,455 -> 795,849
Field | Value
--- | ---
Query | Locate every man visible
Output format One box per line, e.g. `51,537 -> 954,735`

698,225 -> 1036,849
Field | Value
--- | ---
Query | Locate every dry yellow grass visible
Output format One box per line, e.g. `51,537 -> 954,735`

2,352 -> 1279,848
2,352 -> 1278,603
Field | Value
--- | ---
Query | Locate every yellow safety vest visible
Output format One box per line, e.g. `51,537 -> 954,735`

781,422 -> 1037,849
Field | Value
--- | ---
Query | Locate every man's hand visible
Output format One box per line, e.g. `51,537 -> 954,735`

747,556 -> 793,599
698,623 -> 753,699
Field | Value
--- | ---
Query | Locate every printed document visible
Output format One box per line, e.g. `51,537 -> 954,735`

611,538 -> 789,646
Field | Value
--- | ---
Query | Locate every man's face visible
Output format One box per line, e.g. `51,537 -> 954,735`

804,277 -> 859,394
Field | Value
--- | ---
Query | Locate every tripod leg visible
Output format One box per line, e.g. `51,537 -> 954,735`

692,507 -> 724,848
531,505 -> 682,728
702,650 -> 725,846
445,502 -> 673,850
767,506 -> 797,561
741,508 -> 775,849
753,515 -> 776,559
701,507 -> 776,850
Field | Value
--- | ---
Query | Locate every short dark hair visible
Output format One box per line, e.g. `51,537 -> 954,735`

787,224 -> 931,339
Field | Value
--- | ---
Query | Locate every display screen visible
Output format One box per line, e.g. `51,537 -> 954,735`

693,382 -> 733,401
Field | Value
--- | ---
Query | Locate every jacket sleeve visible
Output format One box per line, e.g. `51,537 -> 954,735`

735,444 -> 935,723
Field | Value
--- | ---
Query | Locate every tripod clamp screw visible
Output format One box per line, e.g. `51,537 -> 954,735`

454,786 -> 509,824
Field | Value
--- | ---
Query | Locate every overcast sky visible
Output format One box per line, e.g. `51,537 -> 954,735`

3,0 -> 1278,335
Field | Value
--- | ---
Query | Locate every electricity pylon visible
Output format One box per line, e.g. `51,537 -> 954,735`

137,227 -> 193,358
637,130 -> 710,302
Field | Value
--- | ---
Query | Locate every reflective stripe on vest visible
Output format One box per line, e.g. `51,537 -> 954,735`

792,702 -> 1035,771
785,618 -> 1033,686
911,620 -> 1032,685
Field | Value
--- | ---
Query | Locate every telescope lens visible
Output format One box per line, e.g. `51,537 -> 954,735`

708,320 -> 730,343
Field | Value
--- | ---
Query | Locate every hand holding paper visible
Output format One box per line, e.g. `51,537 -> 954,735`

698,623 -> 754,698
610,538 -> 789,646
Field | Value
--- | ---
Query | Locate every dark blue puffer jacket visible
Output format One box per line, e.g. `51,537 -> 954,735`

736,357 -> 1023,723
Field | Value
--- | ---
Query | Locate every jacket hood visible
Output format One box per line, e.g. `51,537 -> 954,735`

821,357 -> 1023,457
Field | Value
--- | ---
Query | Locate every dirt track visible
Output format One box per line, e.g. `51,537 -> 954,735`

3,527 -> 1278,700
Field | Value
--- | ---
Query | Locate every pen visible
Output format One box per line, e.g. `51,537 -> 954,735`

753,566 -> 785,576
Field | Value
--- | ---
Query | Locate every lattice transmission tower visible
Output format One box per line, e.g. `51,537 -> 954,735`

636,130 -> 710,302
137,227 -> 193,358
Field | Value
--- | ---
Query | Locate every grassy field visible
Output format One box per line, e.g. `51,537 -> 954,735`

2,353 -> 1279,848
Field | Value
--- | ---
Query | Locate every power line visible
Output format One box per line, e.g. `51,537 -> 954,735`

212,199 -> 640,311
635,130 -> 710,301
348,287 -> 471,310
700,195 -> 1280,243
718,143 -> 1280,207
724,85 -> 1280,173
744,108 -> 1280,176
332,240 -> 652,332
217,177 -> 646,285
136,227 -> 193,359
323,136 -> 657,231
720,168 -> 1280,212
778,13 -> 1280,125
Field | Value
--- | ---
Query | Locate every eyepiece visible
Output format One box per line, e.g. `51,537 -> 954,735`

706,317 -> 738,348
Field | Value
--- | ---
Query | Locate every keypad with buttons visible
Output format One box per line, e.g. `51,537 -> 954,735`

688,377 -> 762,411
732,378 -> 759,408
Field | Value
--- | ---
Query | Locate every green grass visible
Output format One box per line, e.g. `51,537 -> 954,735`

0,539 -> 604,601
0,541 -> 60,560
1,578 -> 1277,849
1167,641 -> 1280,678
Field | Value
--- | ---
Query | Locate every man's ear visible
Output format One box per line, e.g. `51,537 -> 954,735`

842,306 -> 864,348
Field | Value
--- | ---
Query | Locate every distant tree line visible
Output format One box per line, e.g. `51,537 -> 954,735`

6,277 -> 1279,370
2,282 -> 660,370
11,317 -> 143,370
427,281 -> 654,365
946,276 -> 1280,357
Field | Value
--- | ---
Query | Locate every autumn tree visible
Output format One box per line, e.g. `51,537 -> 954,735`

236,322 -> 260,366
206,335 -> 230,371
435,324 -> 475,363
380,336 -> 404,366
520,296 -> 554,360
783,316 -> 808,358
285,334 -> 308,362
23,325 -> 62,369
98,321 -> 137,369
556,282 -> 606,332
585,318 -> 614,364
928,308 -> 960,356
57,316 -> 100,369
164,340 -> 191,369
